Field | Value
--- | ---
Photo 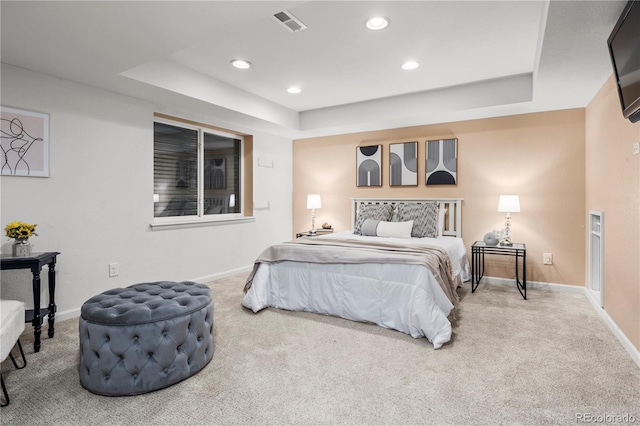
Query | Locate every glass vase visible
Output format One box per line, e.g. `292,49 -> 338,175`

12,239 -> 31,257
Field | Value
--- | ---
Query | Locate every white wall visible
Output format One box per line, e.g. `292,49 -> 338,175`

0,65 -> 293,320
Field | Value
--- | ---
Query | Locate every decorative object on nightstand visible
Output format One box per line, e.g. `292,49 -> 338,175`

483,232 -> 499,246
5,221 -> 37,257
296,227 -> 333,238
497,195 -> 520,246
306,194 -> 322,235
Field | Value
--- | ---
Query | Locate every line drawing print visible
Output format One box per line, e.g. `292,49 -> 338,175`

1,106 -> 49,177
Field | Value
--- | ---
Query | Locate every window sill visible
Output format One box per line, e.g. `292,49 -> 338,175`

150,215 -> 255,230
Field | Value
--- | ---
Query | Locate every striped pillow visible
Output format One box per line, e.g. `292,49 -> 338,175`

353,204 -> 393,235
394,202 -> 438,238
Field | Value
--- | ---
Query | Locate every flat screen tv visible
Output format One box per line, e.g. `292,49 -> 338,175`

607,0 -> 640,123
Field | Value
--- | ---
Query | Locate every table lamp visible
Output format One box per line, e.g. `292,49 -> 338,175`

307,194 -> 322,234
498,195 -> 520,246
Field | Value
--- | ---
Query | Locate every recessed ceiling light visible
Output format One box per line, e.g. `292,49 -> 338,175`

402,61 -> 419,70
365,16 -> 389,31
287,87 -> 301,94
230,59 -> 251,69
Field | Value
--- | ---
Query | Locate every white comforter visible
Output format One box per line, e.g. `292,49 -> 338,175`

242,231 -> 470,349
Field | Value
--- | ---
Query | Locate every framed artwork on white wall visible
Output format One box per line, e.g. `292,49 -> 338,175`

1,106 -> 50,177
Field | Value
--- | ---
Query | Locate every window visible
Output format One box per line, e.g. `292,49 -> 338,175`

153,119 -> 243,223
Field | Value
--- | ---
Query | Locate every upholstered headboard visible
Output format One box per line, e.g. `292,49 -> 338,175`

351,198 -> 463,238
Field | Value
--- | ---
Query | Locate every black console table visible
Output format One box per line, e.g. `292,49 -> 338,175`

471,242 -> 526,299
1,252 -> 60,352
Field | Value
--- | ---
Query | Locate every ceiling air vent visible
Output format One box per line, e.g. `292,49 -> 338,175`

273,10 -> 307,33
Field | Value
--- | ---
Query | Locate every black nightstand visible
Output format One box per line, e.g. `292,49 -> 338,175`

471,241 -> 527,299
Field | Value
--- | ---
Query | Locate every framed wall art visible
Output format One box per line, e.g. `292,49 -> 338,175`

426,138 -> 457,185
389,141 -> 418,186
205,158 -> 226,190
356,145 -> 382,187
1,106 -> 50,177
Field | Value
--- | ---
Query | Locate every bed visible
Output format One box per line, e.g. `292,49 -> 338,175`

242,198 -> 470,349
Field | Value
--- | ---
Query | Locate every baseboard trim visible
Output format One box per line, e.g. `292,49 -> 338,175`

50,265 -> 254,323
481,275 -> 640,369
191,265 -> 253,284
477,276 -> 584,293
56,307 -> 81,322
584,288 -> 640,369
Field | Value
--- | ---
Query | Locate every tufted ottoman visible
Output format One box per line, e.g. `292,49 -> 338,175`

79,281 -> 213,396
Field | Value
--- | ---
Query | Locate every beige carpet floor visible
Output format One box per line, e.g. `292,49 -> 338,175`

1,273 -> 638,425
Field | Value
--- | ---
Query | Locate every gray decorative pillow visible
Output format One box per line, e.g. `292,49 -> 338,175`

353,204 -> 393,234
395,202 -> 438,238
360,219 -> 380,236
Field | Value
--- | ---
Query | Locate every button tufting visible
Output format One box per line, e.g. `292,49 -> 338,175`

80,281 -> 213,396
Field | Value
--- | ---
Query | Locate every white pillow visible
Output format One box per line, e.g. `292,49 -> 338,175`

376,220 -> 413,239
437,208 -> 447,236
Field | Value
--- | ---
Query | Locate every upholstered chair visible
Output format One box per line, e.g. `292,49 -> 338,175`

1,299 -> 27,407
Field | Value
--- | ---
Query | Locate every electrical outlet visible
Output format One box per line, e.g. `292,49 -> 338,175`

109,262 -> 119,277
543,253 -> 553,265
633,142 -> 639,155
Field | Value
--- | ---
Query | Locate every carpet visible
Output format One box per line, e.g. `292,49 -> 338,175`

1,274 -> 638,425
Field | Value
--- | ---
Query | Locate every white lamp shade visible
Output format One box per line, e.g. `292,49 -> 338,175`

498,195 -> 520,213
307,194 -> 322,209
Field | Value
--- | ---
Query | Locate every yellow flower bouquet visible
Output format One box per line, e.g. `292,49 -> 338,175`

5,221 -> 38,240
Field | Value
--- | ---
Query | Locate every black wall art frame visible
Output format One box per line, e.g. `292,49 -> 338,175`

356,145 -> 382,187
426,138 -> 457,185
389,141 -> 418,186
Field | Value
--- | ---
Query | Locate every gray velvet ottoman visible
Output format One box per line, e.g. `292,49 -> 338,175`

79,281 -> 213,396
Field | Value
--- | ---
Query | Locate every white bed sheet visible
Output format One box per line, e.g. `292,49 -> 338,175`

242,232 -> 470,349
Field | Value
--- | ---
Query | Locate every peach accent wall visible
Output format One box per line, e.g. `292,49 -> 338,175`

293,109 -> 586,287
585,75 -> 640,351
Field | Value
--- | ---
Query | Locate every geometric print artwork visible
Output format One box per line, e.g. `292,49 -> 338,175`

389,141 -> 418,186
211,158 -> 226,189
356,145 -> 382,187
426,138 -> 457,185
